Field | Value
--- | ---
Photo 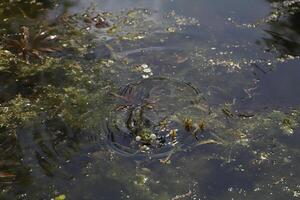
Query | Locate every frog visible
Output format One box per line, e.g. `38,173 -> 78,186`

126,104 -> 155,144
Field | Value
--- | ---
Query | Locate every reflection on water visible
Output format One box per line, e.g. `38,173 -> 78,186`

1,0 -> 300,199
263,9 -> 300,55
247,59 -> 300,108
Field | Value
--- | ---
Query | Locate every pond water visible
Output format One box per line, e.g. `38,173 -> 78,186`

1,0 -> 300,199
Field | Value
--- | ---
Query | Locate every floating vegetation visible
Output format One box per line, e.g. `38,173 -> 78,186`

0,1 -> 300,199
0,0 -> 57,19
54,194 -> 66,200
227,0 -> 300,57
222,105 -> 234,118
82,13 -> 110,29
134,63 -> 153,79
2,26 -> 61,63
0,94 -> 37,134
183,118 -> 193,132
228,0 -> 300,28
66,6 -> 200,45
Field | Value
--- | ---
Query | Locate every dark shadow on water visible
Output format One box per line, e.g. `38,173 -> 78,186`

2,117 -> 107,199
262,1 -> 300,56
193,148 -> 258,199
0,67 -> 70,103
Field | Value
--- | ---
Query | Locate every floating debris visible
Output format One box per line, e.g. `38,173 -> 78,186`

183,118 -> 193,132
171,189 -> 192,200
169,129 -> 178,140
134,63 -> 153,79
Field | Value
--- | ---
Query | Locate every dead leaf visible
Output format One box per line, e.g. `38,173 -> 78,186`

0,171 -> 16,178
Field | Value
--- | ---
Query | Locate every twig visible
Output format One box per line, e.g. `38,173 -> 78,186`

159,149 -> 175,164
171,189 -> 192,200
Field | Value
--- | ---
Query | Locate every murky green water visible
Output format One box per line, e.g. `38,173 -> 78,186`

1,0 -> 300,199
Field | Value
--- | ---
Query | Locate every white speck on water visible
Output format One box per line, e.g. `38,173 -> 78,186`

135,136 -> 142,141
142,74 -> 149,79
48,35 -> 58,40
141,64 -> 148,69
150,134 -> 157,140
143,68 -> 151,73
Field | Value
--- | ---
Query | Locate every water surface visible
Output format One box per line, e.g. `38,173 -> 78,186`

1,0 -> 300,199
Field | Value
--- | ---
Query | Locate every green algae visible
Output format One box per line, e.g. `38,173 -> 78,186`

1,1 -> 300,200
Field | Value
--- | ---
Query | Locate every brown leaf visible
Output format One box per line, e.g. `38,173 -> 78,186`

0,171 -> 16,178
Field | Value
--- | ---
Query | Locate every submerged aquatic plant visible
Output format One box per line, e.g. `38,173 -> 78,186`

111,85 -> 156,111
3,26 -> 61,63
